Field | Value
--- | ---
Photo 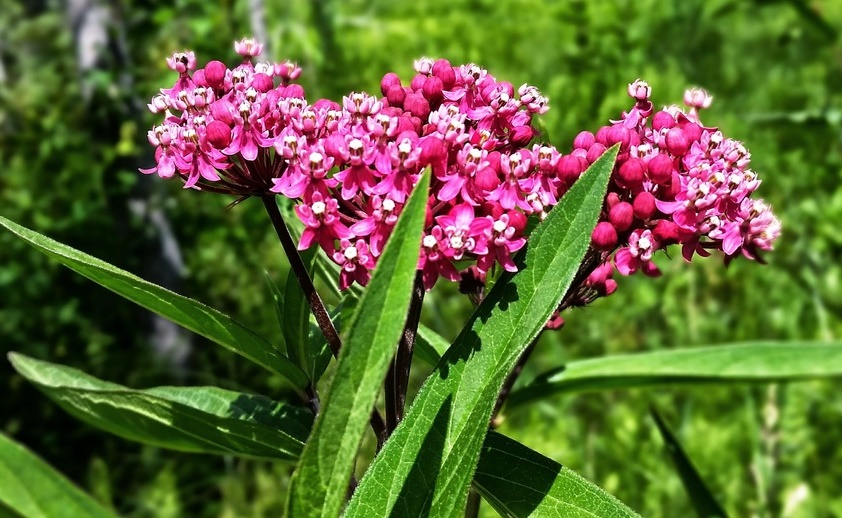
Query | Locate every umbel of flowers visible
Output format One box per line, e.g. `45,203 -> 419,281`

142,38 -> 780,302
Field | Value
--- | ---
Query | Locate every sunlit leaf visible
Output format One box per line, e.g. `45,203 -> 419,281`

9,353 -> 312,461
0,215 -> 308,389
286,170 -> 430,518
507,342 -> 842,409
0,432 -> 116,518
474,431 -> 640,518
346,147 -> 618,517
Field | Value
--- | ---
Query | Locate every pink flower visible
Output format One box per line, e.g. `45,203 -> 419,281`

296,193 -> 353,253
333,239 -> 376,290
615,229 -> 661,277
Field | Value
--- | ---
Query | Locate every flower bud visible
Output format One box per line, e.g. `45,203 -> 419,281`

617,157 -> 645,188
606,125 -> 630,148
323,134 -> 347,160
380,72 -> 401,96
646,153 -> 673,184
606,192 -> 620,208
653,219 -> 682,244
627,79 -> 651,101
204,60 -> 227,89
507,210 -> 527,232
509,125 -> 534,147
411,73 -> 427,92
404,93 -> 430,120
545,312 -> 565,330
680,122 -> 702,144
684,87 -> 712,110
591,221 -> 618,251
192,69 -> 207,87
282,84 -> 306,98
397,115 -> 417,134
665,127 -> 690,156
420,136 -> 445,167
595,126 -> 611,146
652,110 -> 675,131
633,192 -> 656,220
573,131 -> 595,150
432,59 -> 456,90
206,120 -> 232,149
386,85 -> 406,108
474,164 -> 501,191
586,143 -> 607,164
251,73 -> 273,92
422,75 -> 444,107
661,171 -> 682,198
603,279 -> 618,296
211,101 -> 235,126
609,202 -> 634,231
557,155 -> 586,184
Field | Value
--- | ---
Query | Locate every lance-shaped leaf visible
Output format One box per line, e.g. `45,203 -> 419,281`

8,353 -> 313,461
507,342 -> 842,409
474,431 -> 640,518
414,323 -> 450,367
346,147 -> 618,517
286,171 -> 430,518
0,432 -> 116,518
0,215 -> 308,389
651,408 -> 728,518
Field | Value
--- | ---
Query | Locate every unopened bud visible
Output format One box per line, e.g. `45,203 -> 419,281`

609,202 -> 634,231
573,131 -> 596,150
633,192 -> 657,220
206,120 -> 232,149
592,222 -> 618,251
646,153 -> 673,184
617,157 -> 646,188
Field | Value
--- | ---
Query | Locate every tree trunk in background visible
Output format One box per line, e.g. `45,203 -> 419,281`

66,0 -> 192,370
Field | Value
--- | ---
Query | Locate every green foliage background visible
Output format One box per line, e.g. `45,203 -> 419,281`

1,0 -> 840,516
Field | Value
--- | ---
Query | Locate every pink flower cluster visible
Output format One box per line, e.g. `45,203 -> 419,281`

571,80 -> 781,305
141,39 -> 780,297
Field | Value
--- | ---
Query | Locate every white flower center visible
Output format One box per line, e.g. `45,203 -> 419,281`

343,246 -> 358,260
382,199 -> 395,211
423,235 -> 437,248
493,220 -> 507,233
311,201 -> 326,215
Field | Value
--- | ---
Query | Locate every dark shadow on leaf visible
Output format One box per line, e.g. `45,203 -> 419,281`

473,431 -> 559,517
227,393 -> 313,441
436,278 -> 520,379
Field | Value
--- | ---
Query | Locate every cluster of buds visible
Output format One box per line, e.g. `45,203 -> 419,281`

559,80 -> 781,314
141,39 -> 780,302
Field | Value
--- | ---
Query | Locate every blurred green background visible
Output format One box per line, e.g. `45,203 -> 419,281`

1,0 -> 841,516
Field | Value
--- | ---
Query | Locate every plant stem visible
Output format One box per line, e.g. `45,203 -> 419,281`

491,335 -> 539,428
385,272 -> 425,434
464,488 -> 481,518
261,194 -> 388,443
261,194 -> 342,356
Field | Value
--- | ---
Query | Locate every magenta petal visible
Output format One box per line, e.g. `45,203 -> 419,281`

614,248 -> 636,276
350,218 -> 376,236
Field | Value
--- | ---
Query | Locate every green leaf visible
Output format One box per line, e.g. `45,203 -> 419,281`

414,323 -> 449,367
286,170 -> 431,518
651,408 -> 728,518
8,353 -> 313,461
0,215 -> 308,389
0,432 -> 116,518
507,342 -> 842,408
264,270 -> 289,356
473,431 -> 640,518
283,246 -> 323,380
346,147 -> 618,517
